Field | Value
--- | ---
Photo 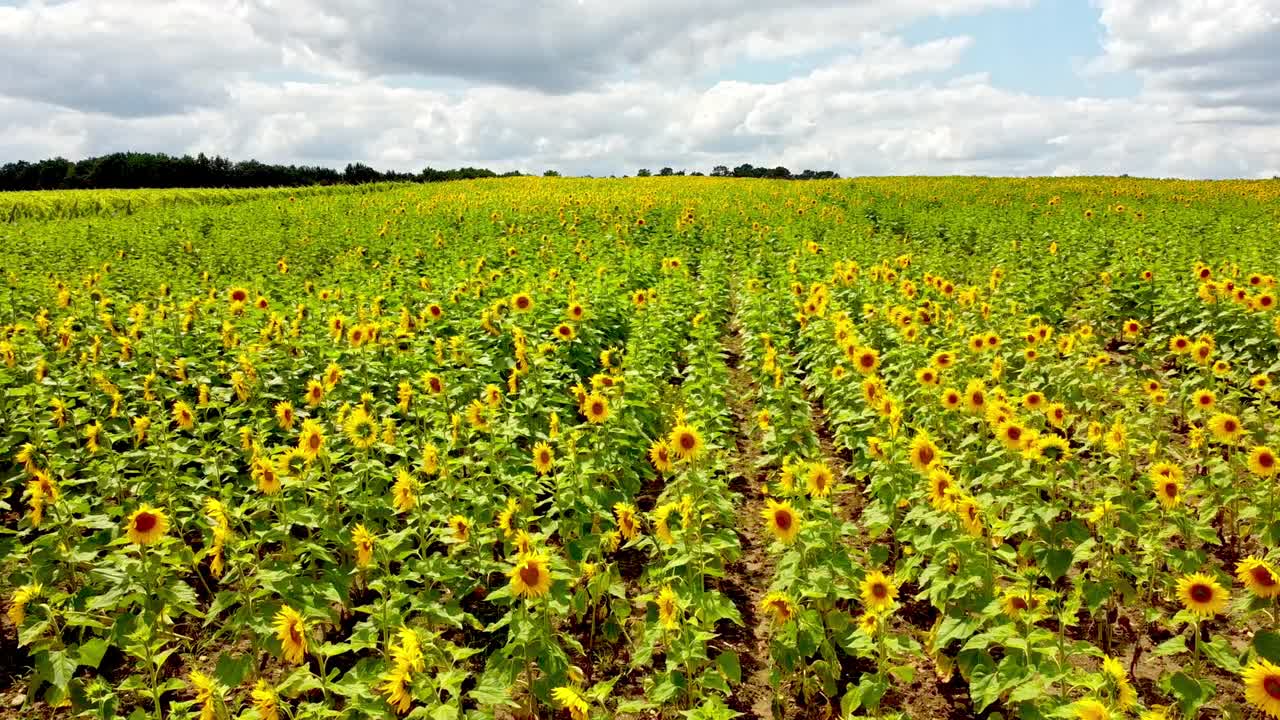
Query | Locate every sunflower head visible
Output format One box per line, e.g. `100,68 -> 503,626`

126,505 -> 169,545
1176,572 -> 1229,618
510,553 -> 552,599
762,498 -> 800,544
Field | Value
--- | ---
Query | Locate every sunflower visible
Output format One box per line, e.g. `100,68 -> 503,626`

380,665 -> 413,715
532,441 -> 554,475
1207,413 -> 1244,444
1237,557 -> 1280,599
760,591 -> 796,623
449,515 -> 471,543
173,400 -> 196,430
762,499 -> 801,544
928,468 -> 957,512
344,406 -> 380,449
552,323 -> 576,342
669,424 -> 704,462
1176,572 -> 1229,618
510,553 -> 552,599
964,379 -> 987,413
1122,319 -> 1141,337
551,686 -> 589,720
649,439 -> 674,473
1191,341 -> 1213,364
292,419 -> 324,460
656,586 -> 680,629
274,606 -> 307,664
251,680 -> 279,720
1104,421 -> 1127,454
916,367 -> 940,386
932,350 -> 956,369
857,610 -> 880,636
805,461 -> 835,497
1074,698 -> 1111,720
1022,391 -> 1045,410
8,583 -> 42,627
1243,658 -> 1280,718
908,432 -> 941,473
614,502 -> 640,540
511,292 -> 533,312
126,505 -> 169,545
852,347 -> 880,374
996,421 -> 1027,451
582,392 -> 609,423
1150,463 -> 1183,509
955,495 -> 984,536
253,457 -> 282,494
1249,446 -> 1277,476
860,570 -> 898,613
1000,589 -> 1031,619
352,524 -> 375,567
392,469 -> 418,513
228,286 -> 250,304
423,373 -> 444,395
940,387 -> 962,410
1169,335 -> 1192,353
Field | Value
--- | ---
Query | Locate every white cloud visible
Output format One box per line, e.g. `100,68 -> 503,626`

0,0 -> 1278,178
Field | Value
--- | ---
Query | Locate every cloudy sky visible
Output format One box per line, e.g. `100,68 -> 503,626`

1,0 -> 1278,178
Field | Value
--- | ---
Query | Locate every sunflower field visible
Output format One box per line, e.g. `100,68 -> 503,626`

2,176 -> 1280,720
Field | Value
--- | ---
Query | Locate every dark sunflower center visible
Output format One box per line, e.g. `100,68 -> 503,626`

1264,675 -> 1280,700
1253,567 -> 1278,587
774,510 -> 792,531
1164,482 -> 1178,498
871,583 -> 888,599
1189,584 -> 1213,603
1007,428 -> 1022,442
591,402 -> 604,416
971,392 -> 984,405
540,451 -> 550,464
860,355 -> 874,368
1010,597 -> 1028,610
309,434 -> 321,450
134,512 -> 157,532
1224,420 -> 1238,433
519,565 -> 542,587
1261,453 -> 1275,468
680,434 -> 696,450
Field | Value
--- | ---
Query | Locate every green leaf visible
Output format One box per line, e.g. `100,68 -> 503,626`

213,652 -> 253,688
1042,549 -> 1073,581
1152,635 -> 1188,658
77,639 -> 110,669
45,650 -> 79,690
716,651 -> 741,684
888,664 -> 916,685
1254,631 -> 1280,663
1201,636 -> 1241,673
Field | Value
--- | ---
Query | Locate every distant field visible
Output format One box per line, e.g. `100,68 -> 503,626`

3,177 -> 1280,720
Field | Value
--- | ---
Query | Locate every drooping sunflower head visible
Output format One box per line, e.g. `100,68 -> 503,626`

274,605 -> 308,664
760,591 -> 796,624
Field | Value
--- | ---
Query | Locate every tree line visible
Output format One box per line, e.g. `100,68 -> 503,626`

637,164 -> 840,180
0,152 -> 841,191
0,153 -> 519,192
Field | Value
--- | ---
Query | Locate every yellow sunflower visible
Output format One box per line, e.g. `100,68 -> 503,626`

1237,557 -> 1280,599
1176,572 -> 1229,618
908,432 -> 942,473
352,524 -> 375,568
860,570 -> 898,613
582,393 -> 610,424
297,419 -> 324,460
551,686 -> 589,720
510,553 -> 552,599
532,441 -> 554,475
928,468 -> 957,512
125,505 -> 169,545
649,439 -> 674,473
656,585 -> 680,629
1074,698 -> 1111,720
614,502 -> 640,540
669,423 -> 704,462
1248,446 -> 1278,476
1207,413 -> 1244,444
760,591 -> 796,623
1243,658 -> 1280,719
762,499 -> 801,544
274,605 -> 307,664
805,461 -> 835,498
